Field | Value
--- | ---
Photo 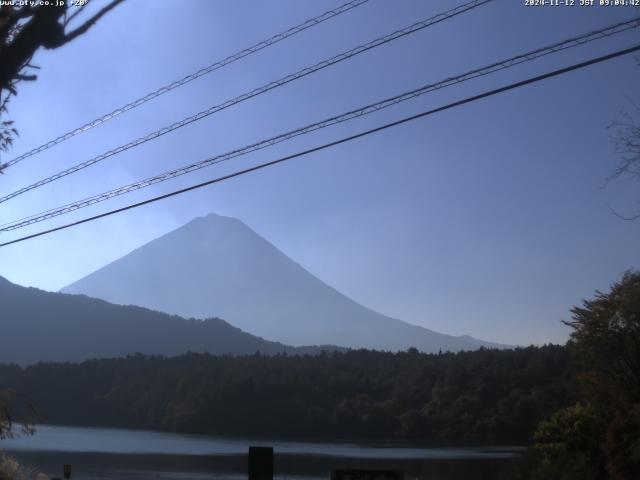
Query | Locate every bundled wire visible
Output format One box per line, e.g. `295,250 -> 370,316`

2,15 -> 638,233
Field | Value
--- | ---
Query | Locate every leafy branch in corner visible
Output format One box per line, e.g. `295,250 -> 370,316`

0,0 -> 125,173
606,59 -> 640,220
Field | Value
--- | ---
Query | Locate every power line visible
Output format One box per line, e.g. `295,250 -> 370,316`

0,0 -> 494,205
2,0 -> 372,169
1,43 -> 638,248
1,17 -> 638,232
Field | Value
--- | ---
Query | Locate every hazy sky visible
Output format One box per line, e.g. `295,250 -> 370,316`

0,0 -> 638,346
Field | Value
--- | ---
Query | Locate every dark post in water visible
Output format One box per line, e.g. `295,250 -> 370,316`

248,446 -> 273,480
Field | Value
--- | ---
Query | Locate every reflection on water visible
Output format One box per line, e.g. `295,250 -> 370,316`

2,425 -> 523,479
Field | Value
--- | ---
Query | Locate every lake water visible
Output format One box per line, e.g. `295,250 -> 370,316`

1,425 -> 523,479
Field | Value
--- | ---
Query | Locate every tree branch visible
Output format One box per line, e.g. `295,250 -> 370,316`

57,0 -> 125,47
64,3 -> 87,27
0,5 -> 35,41
608,204 -> 640,221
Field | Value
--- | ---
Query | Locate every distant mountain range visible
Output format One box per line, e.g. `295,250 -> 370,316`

62,213 -> 507,352
0,276 -> 335,365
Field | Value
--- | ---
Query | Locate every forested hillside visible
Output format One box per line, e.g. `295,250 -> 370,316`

0,276 -> 335,364
0,345 -> 570,444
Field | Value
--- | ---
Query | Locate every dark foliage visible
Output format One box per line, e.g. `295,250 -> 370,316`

522,271 -> 640,480
607,70 -> 640,220
0,345 -> 570,444
0,0 -> 123,168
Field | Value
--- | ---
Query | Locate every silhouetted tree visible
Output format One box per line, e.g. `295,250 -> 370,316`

525,272 -> 640,479
0,389 -> 37,440
0,1 -> 124,452
610,101 -> 640,186
0,346 -> 572,443
0,0 -> 124,170
527,403 -> 607,480
566,271 -> 640,405
608,65 -> 640,219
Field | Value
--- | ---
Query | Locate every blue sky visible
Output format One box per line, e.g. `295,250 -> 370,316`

0,0 -> 638,345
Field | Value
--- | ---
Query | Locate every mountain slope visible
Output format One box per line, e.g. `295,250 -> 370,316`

62,213 -> 506,352
0,276 -> 331,365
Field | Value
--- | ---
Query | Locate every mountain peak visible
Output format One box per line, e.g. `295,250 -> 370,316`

177,213 -> 252,236
183,212 -> 238,226
62,215 -> 507,352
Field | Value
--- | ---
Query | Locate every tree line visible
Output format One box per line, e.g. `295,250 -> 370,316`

518,271 -> 640,479
0,344 -> 571,445
1,272 -> 638,479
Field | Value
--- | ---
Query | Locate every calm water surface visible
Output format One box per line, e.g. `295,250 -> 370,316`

2,425 -> 523,480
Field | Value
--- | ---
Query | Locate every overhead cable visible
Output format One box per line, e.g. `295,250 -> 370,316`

1,42 -> 639,248
0,0 -> 493,203
2,0 -> 372,168
2,17 -> 638,232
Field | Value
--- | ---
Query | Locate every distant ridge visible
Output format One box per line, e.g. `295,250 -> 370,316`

62,213 -> 508,352
0,276 -> 339,365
